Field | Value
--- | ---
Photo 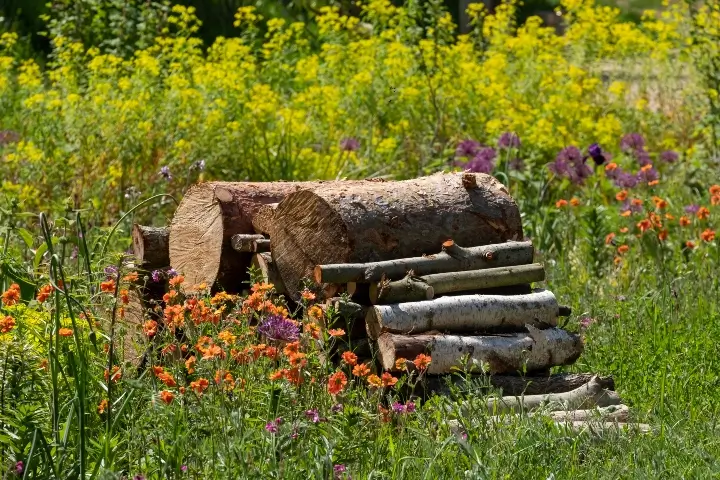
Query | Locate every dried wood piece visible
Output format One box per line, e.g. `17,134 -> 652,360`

252,202 -> 278,235
315,240 -> 534,285
366,289 -> 560,339
272,172 -> 523,300
553,421 -> 652,434
370,263 -> 545,304
132,225 -> 169,272
544,404 -> 630,422
169,181 -> 340,292
378,326 -> 583,375
231,234 -> 267,253
250,253 -> 286,295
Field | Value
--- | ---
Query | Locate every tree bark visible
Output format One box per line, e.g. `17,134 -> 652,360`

249,252 -> 287,295
314,240 -> 534,284
370,263 -> 545,304
377,326 -> 583,375
231,234 -> 266,253
132,225 -> 169,272
252,202 -> 278,235
169,181 -> 339,292
418,373 -> 615,397
366,289 -> 560,339
272,172 -> 523,300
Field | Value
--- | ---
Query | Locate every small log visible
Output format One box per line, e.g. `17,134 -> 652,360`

132,225 -> 169,272
366,289 -> 560,339
250,253 -> 286,295
554,421 -> 652,434
419,373 -> 615,397
272,172 -> 524,301
231,234 -> 267,253
378,325 -> 583,375
252,202 -> 278,235
314,241 -> 534,285
545,404 -> 630,422
370,263 -> 545,304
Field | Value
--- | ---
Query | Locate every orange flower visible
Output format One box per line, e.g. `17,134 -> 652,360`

104,366 -> 122,383
308,305 -> 324,321
617,245 -> 630,255
218,330 -> 237,346
304,322 -> 321,339
190,378 -> 209,395
637,219 -> 652,233
605,162 -> 618,172
648,180 -> 659,186
620,210 -> 631,217
289,352 -> 307,368
214,370 -> 235,390
569,197 -> 580,207
413,354 -> 432,371
640,164 -> 653,172
283,341 -> 300,356
210,291 -> 237,305
264,346 -> 279,359
185,355 -> 196,374
555,199 -> 568,208
631,198 -> 643,207
686,241 -> 696,249
378,405 -> 391,423
58,328 -> 73,337
620,227 -> 629,233
192,282 -> 208,292
100,279 -> 116,292
251,282 -> 274,293
301,289 -> 316,301
710,185 -> 720,196
697,207 -> 710,220
1,284 -> 20,306
711,195 -> 720,206
394,358 -> 408,370
285,367 -> 303,386
613,257 -> 622,266
604,232 -> 615,245
123,272 -> 139,282
679,216 -> 691,227
341,351 -> 358,366
179,386 -> 186,395
163,289 -> 178,304
701,229 -> 716,242
381,372 -> 398,387
39,359 -> 48,370
652,196 -> 667,209
168,275 -> 185,287
159,390 -> 175,405
152,366 -> 164,376
0,316 -> 16,334
327,371 -> 348,395
36,284 -> 53,303
143,320 -> 158,337
615,190 -> 628,202
161,344 -> 176,356
367,374 -> 382,388
665,213 -> 675,221
352,363 -> 370,377
328,328 -> 346,337
657,229 -> 668,242
98,399 -> 108,414
157,372 -> 176,387
269,369 -> 285,381
201,344 -> 225,360
120,289 -> 130,304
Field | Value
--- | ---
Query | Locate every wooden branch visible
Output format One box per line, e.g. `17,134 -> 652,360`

553,421 -> 652,434
252,202 -> 278,235
378,326 -> 583,375
366,289 -> 560,339
231,234 -> 267,253
369,263 -> 545,304
314,240 -> 534,284
250,253 -> 286,295
418,373 -> 615,397
132,225 -> 169,272
544,404 -> 630,422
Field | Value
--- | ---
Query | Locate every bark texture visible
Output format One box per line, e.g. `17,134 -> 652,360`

252,203 -> 278,235
366,289 -> 559,339
314,241 -> 534,284
132,225 -> 169,272
169,181 -> 337,292
250,253 -> 286,295
378,325 -> 583,375
231,234 -> 266,253
419,373 -> 615,397
272,172 -> 523,300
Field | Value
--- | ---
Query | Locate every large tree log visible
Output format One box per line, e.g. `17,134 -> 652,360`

315,240 -> 534,285
250,253 -> 286,295
252,203 -> 278,235
169,181 -> 342,292
132,225 -> 170,272
366,289 -> 560,339
272,172 -> 523,300
378,326 -> 583,375
370,263 -> 545,304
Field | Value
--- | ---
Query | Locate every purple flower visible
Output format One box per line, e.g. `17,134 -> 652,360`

614,171 -> 639,189
636,166 -> 658,183
181,465 -> 187,473
684,204 -> 700,214
547,158 -> 570,177
334,464 -> 347,479
159,166 -> 172,181
257,315 -> 300,342
0,130 -> 20,146
548,146 -> 594,185
305,409 -> 320,423
498,132 -> 521,149
634,149 -> 652,166
15,461 -> 24,474
587,143 -> 606,166
579,317 -> 594,329
151,270 -> 163,282
104,265 -> 118,279
569,160 -> 593,185
391,402 -> 406,414
331,403 -> 344,413
167,268 -> 178,278
465,147 -> 497,174
265,421 -> 279,433
508,157 -> 525,171
405,401 -> 416,413
455,139 -> 481,158
340,137 -> 360,152
557,146 -> 583,164
620,200 -> 643,214
660,150 -> 678,163
133,476 -> 145,480
620,133 -> 645,152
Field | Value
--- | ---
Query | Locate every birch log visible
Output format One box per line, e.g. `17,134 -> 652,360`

369,263 -> 545,304
378,326 -> 583,375
366,289 -> 560,339
272,172 -> 523,300
250,253 -> 286,295
419,373 -> 615,396
169,181 -> 345,292
314,240 -> 534,285
252,203 -> 278,235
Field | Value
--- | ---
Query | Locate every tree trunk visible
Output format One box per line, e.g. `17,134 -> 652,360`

250,253 -> 286,295
366,289 -> 560,339
272,172 -> 523,300
377,326 -> 583,375
370,263 -> 545,304
314,240 -> 534,284
132,225 -> 169,272
169,181 -> 339,292
252,202 -> 278,235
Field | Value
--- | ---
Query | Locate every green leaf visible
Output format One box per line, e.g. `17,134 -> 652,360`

16,228 -> 35,248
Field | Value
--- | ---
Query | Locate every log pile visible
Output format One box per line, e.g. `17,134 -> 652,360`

156,172 -> 647,431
